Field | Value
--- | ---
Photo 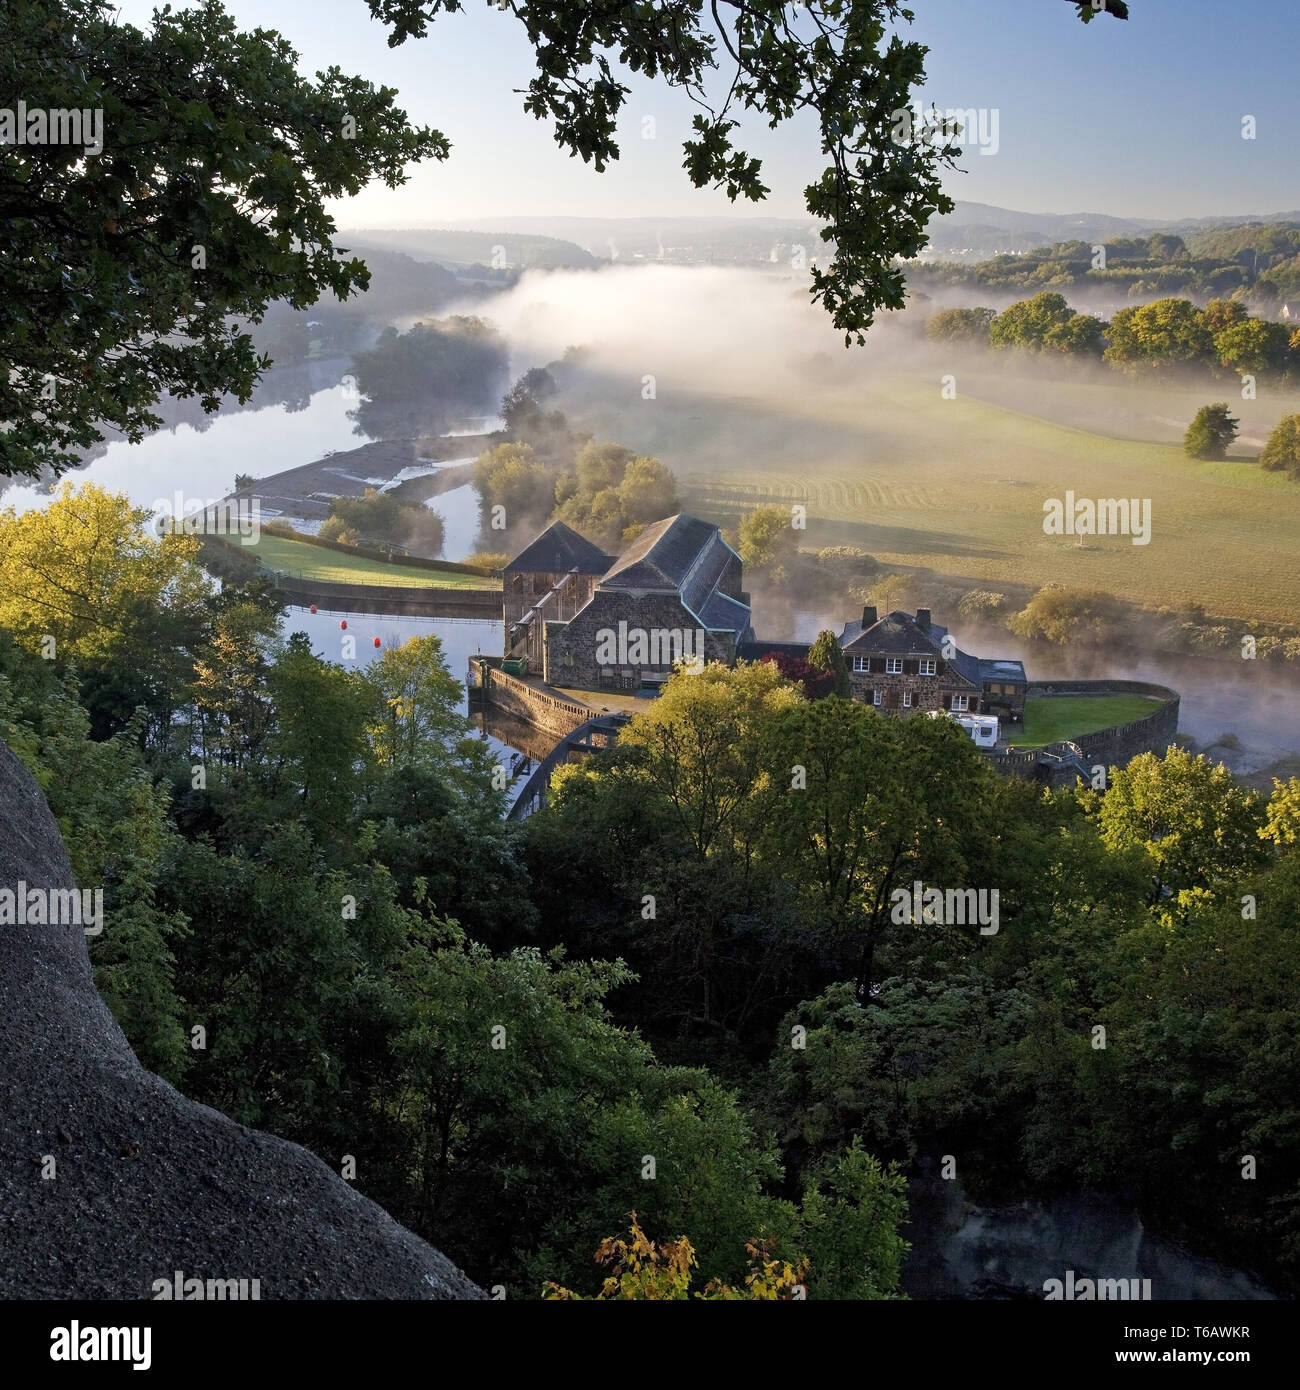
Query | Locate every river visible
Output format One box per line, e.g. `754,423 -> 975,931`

1,362 -> 539,795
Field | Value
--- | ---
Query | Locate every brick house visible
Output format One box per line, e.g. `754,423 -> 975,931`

520,514 -> 752,690
503,521 -> 615,669
838,607 -> 1027,722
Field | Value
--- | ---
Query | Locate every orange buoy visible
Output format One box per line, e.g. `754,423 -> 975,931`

340,620 -> 347,630
373,637 -> 381,648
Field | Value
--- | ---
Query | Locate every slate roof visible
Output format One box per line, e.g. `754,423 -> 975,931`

599,514 -> 722,591
978,658 -> 1028,685
737,640 -> 811,663
598,514 -> 750,640
840,610 -> 948,655
696,589 -> 752,640
505,521 -> 613,576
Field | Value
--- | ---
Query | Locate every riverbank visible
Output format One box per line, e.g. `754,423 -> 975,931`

236,434 -> 499,529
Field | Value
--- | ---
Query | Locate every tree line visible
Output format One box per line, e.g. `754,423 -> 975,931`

925,291 -> 1300,382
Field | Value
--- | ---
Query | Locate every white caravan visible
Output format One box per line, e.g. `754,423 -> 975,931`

928,710 -> 1000,748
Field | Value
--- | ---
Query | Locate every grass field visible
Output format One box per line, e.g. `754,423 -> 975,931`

557,366 -> 1300,626
247,534 -> 493,589
1018,695 -> 1164,747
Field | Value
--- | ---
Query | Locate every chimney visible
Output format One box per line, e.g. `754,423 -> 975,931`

861,605 -> 877,629
916,608 -> 931,631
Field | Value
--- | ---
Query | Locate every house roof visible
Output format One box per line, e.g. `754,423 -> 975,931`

737,640 -> 811,663
977,658 -> 1028,685
840,610 -> 948,655
839,610 -> 1025,688
505,521 -> 614,576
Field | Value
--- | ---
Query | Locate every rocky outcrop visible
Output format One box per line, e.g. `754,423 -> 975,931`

903,1167 -> 1276,1301
0,741 -> 481,1299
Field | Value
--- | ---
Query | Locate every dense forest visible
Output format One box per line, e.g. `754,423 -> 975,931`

2,482 -> 1298,1297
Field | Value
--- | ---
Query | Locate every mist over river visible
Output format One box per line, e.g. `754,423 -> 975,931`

5,358 -> 1296,777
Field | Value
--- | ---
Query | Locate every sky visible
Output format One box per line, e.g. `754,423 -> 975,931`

110,0 -> 1300,226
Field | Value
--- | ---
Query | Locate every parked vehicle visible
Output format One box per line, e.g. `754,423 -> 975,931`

929,709 -> 1000,748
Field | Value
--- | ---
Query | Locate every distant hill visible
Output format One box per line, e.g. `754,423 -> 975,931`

429,208 -> 1300,267
342,227 -> 602,272
924,203 -> 1300,261
435,215 -> 827,265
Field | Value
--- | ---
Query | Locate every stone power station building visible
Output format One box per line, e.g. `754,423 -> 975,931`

504,515 -> 753,690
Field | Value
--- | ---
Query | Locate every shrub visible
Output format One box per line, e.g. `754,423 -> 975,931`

817,546 -> 877,581
957,589 -> 1007,620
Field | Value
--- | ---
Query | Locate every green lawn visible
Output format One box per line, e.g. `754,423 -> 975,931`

246,534 -> 494,589
1018,695 -> 1164,747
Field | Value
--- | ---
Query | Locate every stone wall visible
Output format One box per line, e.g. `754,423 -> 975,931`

503,570 -> 598,629
479,662 -> 592,740
275,575 -> 502,619
504,570 -> 598,664
846,666 -> 969,714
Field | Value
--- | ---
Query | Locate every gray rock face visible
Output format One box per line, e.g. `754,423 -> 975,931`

903,1168 -> 1276,1301
0,741 -> 482,1299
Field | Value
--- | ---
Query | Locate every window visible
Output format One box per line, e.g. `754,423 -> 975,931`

902,691 -> 913,708
951,695 -> 969,711
852,656 -> 870,673
885,657 -> 903,675
919,658 -> 936,676
872,689 -> 882,706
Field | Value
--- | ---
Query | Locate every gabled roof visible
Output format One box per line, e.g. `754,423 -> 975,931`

841,610 -> 947,655
599,514 -> 726,591
505,521 -> 613,576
